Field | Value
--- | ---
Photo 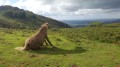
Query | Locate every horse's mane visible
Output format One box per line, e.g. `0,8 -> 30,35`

36,23 -> 48,35
41,23 -> 48,27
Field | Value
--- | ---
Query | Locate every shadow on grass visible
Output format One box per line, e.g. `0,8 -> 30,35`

30,47 -> 87,55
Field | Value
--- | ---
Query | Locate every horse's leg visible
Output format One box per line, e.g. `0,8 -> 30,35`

45,36 -> 56,48
44,39 -> 49,47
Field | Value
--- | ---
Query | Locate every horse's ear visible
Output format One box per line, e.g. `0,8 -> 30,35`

45,22 -> 48,25
42,22 -> 48,26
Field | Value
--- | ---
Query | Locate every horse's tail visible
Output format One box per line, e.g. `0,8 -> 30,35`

15,47 -> 26,51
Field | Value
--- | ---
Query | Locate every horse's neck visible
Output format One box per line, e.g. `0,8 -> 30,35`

36,25 -> 48,36
36,28 -> 42,35
36,28 -> 47,36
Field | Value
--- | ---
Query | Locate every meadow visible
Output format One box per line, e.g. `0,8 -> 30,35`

0,27 -> 120,67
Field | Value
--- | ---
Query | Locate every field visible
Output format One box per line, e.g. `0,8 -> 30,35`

0,27 -> 120,67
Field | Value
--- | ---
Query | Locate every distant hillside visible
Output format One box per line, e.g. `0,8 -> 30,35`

0,5 -> 71,29
103,22 -> 120,27
62,19 -> 120,27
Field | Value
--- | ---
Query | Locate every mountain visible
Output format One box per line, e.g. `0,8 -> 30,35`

0,5 -> 71,29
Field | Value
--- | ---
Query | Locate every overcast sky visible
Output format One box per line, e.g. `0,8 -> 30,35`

0,0 -> 120,20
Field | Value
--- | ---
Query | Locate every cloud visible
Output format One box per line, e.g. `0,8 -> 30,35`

0,0 -> 120,20
0,0 -> 11,5
12,0 -> 58,15
58,0 -> 120,10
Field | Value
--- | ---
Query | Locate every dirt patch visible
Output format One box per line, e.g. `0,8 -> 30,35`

117,63 -> 120,67
72,64 -> 77,67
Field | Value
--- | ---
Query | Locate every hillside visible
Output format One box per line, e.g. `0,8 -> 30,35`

62,20 -> 120,28
103,22 -> 120,27
0,5 -> 71,29
0,27 -> 120,67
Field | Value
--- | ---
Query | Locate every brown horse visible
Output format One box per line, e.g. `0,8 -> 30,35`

15,23 -> 55,50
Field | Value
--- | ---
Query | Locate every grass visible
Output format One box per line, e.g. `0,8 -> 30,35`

0,27 -> 120,67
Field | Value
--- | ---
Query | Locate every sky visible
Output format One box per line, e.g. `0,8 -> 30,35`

0,0 -> 120,20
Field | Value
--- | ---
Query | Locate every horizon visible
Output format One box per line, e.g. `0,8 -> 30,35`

0,0 -> 120,20
60,18 -> 120,21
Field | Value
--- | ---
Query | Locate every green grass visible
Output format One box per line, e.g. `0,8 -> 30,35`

103,23 -> 120,27
0,27 -> 120,67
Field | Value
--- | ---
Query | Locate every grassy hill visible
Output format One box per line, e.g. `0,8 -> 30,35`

103,22 -> 120,27
0,5 -> 71,29
0,26 -> 120,67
